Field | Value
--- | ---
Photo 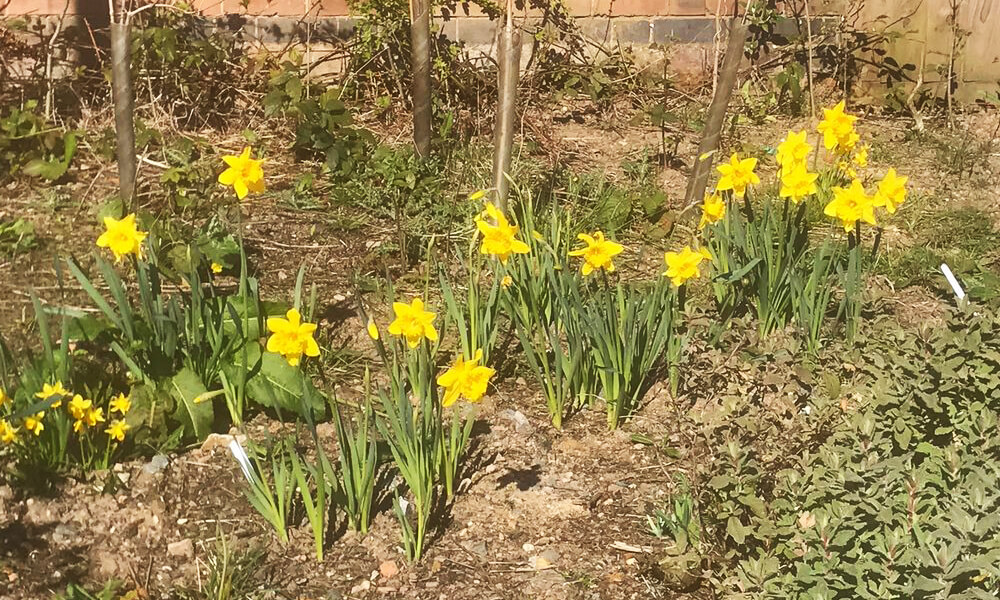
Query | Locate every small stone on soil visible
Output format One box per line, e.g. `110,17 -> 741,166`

166,538 -> 194,558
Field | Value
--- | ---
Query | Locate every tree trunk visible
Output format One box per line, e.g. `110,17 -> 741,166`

110,19 -> 137,207
491,7 -> 520,211
409,0 -> 432,158
683,18 -> 748,209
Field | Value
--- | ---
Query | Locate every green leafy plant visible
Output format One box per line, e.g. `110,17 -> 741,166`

0,218 -> 37,257
0,100 -> 77,181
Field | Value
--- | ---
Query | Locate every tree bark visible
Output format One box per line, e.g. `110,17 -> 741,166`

683,19 -> 748,210
110,18 -> 137,207
491,6 -> 520,211
409,0 -> 432,158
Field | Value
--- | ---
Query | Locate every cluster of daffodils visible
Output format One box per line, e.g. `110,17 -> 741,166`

0,381 -> 131,447
369,297 -> 496,408
698,99 -> 909,235
472,199 -> 710,288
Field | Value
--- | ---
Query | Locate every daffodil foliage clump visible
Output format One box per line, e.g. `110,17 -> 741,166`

700,305 -> 1000,599
699,101 -> 908,348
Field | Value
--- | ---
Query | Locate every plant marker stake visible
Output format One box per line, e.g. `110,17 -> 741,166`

940,263 -> 965,301
228,438 -> 256,485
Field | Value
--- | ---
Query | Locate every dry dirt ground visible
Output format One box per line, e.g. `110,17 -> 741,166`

1,101 -> 999,600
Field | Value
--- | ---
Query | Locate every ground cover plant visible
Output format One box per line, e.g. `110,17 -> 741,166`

1,2 -> 999,599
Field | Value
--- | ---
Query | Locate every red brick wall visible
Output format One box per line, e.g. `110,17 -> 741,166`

2,0 -> 743,17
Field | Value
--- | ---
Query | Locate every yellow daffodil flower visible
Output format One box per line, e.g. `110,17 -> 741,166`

218,146 -> 266,200
73,406 -> 105,433
387,298 -> 438,348
68,394 -> 93,421
853,144 -> 869,167
825,179 -> 876,232
475,202 -> 530,263
211,262 -> 223,274
35,381 -> 69,408
96,214 -> 148,262
873,168 -> 908,214
776,130 -> 812,174
664,246 -> 712,287
500,275 -> 513,288
266,308 -> 321,367
105,419 -> 130,442
468,189 -> 486,201
0,388 -> 7,405
0,419 -> 18,445
437,349 -> 496,407
779,167 -> 819,204
568,231 -> 624,276
817,101 -> 859,154
109,393 -> 131,415
716,153 -> 761,198
24,412 -> 45,436
699,192 -> 726,229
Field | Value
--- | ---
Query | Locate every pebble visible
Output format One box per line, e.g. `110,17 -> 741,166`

167,538 -> 194,558
142,454 -> 169,475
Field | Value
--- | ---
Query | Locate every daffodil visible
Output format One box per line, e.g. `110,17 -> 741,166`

715,153 -> 760,198
35,381 -> 69,409
68,394 -> 93,421
817,101 -> 859,154
853,144 -> 869,167
24,412 -> 44,436
74,406 -> 105,433
776,130 -> 812,174
96,214 -> 148,262
109,393 -> 131,415
779,167 -> 819,204
218,146 -> 266,200
366,317 -> 380,340
664,246 -> 712,287
106,419 -> 130,442
475,203 -> 530,263
501,275 -> 513,288
699,192 -> 726,229
0,388 -> 7,406
0,419 -> 17,445
266,308 -> 321,367
468,189 -> 486,201
873,168 -> 908,214
825,179 -> 876,232
437,349 -> 496,407
568,231 -> 624,275
211,262 -> 223,274
387,298 -> 438,348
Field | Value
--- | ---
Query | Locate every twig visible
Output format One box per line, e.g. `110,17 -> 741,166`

803,0 -> 816,120
44,1 -> 70,119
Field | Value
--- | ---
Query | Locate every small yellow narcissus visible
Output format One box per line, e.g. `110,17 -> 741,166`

366,317 -> 380,341
218,146 -> 266,200
779,167 -> 819,204
501,275 -> 513,288
36,381 -> 70,408
24,412 -> 44,436
853,144 -> 869,167
109,393 -> 131,415
568,231 -> 624,275
825,179 -> 876,232
716,153 -> 760,198
475,203 -> 530,263
74,406 -> 105,433
388,298 -> 438,349
775,130 -> 812,174
817,100 -> 859,154
68,394 -> 92,421
211,262 -> 223,274
106,419 -> 130,443
437,349 -> 496,407
96,214 -> 148,262
698,192 -> 726,229
664,246 -> 712,287
0,419 -> 17,445
266,308 -> 321,367
873,168 -> 908,214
